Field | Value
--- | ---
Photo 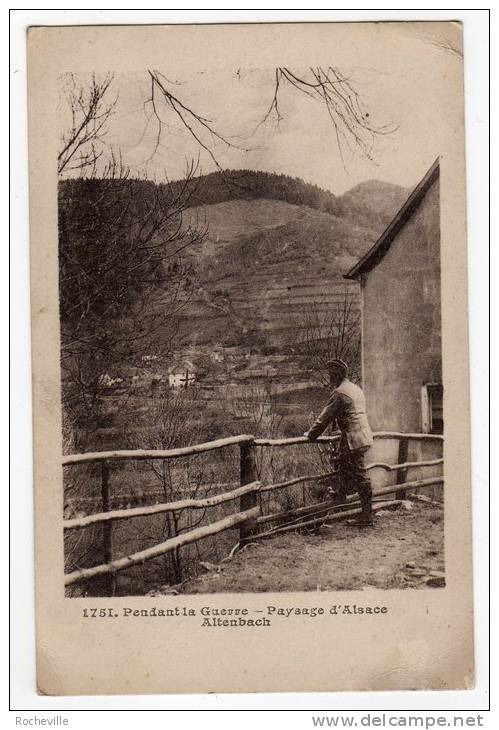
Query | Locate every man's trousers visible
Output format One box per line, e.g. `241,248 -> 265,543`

337,437 -> 373,512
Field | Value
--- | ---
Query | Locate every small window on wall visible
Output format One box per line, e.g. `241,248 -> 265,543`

421,384 -> 443,434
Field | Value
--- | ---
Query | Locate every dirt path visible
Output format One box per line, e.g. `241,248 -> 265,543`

168,501 -> 444,594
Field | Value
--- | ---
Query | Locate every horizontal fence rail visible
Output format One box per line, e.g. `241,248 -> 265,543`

253,500 -> 404,541
64,481 -> 262,531
258,472 -> 334,494
348,476 -> 444,502
253,432 -> 442,446
62,432 -> 443,465
64,506 -> 260,586
253,435 -> 340,446
369,432 -> 443,441
63,431 -> 444,587
62,434 -> 255,466
256,498 -> 333,526
255,476 -> 445,534
367,458 -> 443,471
253,478 -> 445,542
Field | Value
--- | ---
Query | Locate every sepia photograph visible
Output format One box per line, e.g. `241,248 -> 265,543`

28,19 -> 474,695
58,45 -> 447,599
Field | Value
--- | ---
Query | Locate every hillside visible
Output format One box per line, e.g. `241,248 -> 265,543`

184,197 -> 376,262
179,168 -> 342,215
338,179 -> 411,230
59,170 -> 408,394
180,169 -> 409,228
177,173 -> 408,356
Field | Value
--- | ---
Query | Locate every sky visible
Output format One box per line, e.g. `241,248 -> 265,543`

60,23 -> 463,196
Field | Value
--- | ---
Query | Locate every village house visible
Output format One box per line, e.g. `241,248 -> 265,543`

210,347 -> 225,363
99,373 -> 124,389
345,158 -> 442,435
168,359 -> 198,389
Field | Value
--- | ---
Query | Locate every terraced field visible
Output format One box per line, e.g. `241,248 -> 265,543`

180,198 -> 365,352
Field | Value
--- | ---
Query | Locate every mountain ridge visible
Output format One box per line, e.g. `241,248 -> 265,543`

59,169 -> 409,226
59,170 -> 410,356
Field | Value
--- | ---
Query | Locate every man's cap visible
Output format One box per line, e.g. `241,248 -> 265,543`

327,358 -> 348,375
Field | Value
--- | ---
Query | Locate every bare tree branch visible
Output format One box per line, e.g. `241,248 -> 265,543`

58,73 -> 118,175
288,290 -> 362,387
59,154 -> 206,439
146,70 -> 253,174
254,66 -> 398,164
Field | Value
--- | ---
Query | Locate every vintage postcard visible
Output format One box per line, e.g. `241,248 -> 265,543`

29,21 -> 473,694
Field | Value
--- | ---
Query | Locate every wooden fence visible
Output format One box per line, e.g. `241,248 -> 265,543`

63,432 -> 443,588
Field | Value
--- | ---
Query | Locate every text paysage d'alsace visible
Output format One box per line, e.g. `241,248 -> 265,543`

82,605 -> 389,627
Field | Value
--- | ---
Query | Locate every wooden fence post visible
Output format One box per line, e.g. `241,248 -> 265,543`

239,438 -> 258,543
395,437 -> 409,500
101,462 -> 116,595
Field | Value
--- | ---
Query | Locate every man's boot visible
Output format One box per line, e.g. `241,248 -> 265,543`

346,492 -> 374,527
346,513 -> 374,527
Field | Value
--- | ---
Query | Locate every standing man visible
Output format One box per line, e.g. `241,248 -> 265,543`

305,358 -> 374,527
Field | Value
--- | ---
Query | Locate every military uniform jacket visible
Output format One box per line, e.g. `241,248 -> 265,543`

307,378 -> 374,450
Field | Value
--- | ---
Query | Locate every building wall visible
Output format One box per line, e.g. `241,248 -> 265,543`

361,177 -> 441,432
169,372 -> 196,388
